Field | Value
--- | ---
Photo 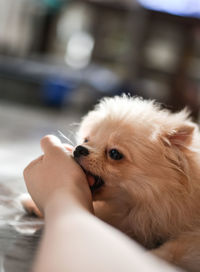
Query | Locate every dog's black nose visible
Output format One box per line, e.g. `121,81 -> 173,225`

73,145 -> 89,158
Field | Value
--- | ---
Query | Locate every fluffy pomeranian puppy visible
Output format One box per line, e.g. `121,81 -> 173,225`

22,95 -> 200,271
73,95 -> 200,272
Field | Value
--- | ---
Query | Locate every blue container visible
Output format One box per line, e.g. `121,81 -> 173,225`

41,77 -> 75,107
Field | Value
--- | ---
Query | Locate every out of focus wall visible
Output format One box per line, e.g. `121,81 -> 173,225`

0,0 -> 199,119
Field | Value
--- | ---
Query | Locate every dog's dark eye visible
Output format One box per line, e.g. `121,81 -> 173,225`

109,149 -> 123,160
84,138 -> 89,143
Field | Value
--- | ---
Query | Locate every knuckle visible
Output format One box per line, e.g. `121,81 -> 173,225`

40,135 -> 53,145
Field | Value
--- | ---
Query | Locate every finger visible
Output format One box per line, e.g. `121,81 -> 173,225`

63,144 -> 74,152
40,135 -> 65,154
23,155 -> 43,180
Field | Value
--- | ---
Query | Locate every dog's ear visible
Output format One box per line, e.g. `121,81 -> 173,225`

161,122 -> 196,148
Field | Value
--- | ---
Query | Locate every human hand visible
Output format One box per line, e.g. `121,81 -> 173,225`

23,135 -> 93,216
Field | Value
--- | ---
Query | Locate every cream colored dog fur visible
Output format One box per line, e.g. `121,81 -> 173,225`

74,95 -> 200,272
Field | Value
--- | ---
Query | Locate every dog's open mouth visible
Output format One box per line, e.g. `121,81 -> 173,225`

85,172 -> 104,193
79,167 -> 104,193
73,158 -> 104,193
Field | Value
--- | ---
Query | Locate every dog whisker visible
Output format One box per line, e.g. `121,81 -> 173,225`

57,130 -> 74,146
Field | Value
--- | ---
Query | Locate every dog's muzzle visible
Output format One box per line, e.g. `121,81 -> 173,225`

73,146 -> 104,193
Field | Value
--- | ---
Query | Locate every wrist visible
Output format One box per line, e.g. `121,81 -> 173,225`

44,188 -> 93,222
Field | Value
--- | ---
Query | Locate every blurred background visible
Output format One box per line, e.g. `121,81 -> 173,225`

0,0 -> 200,117
0,1 -> 200,271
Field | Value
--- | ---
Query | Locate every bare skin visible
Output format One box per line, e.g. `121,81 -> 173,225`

23,135 -> 182,272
